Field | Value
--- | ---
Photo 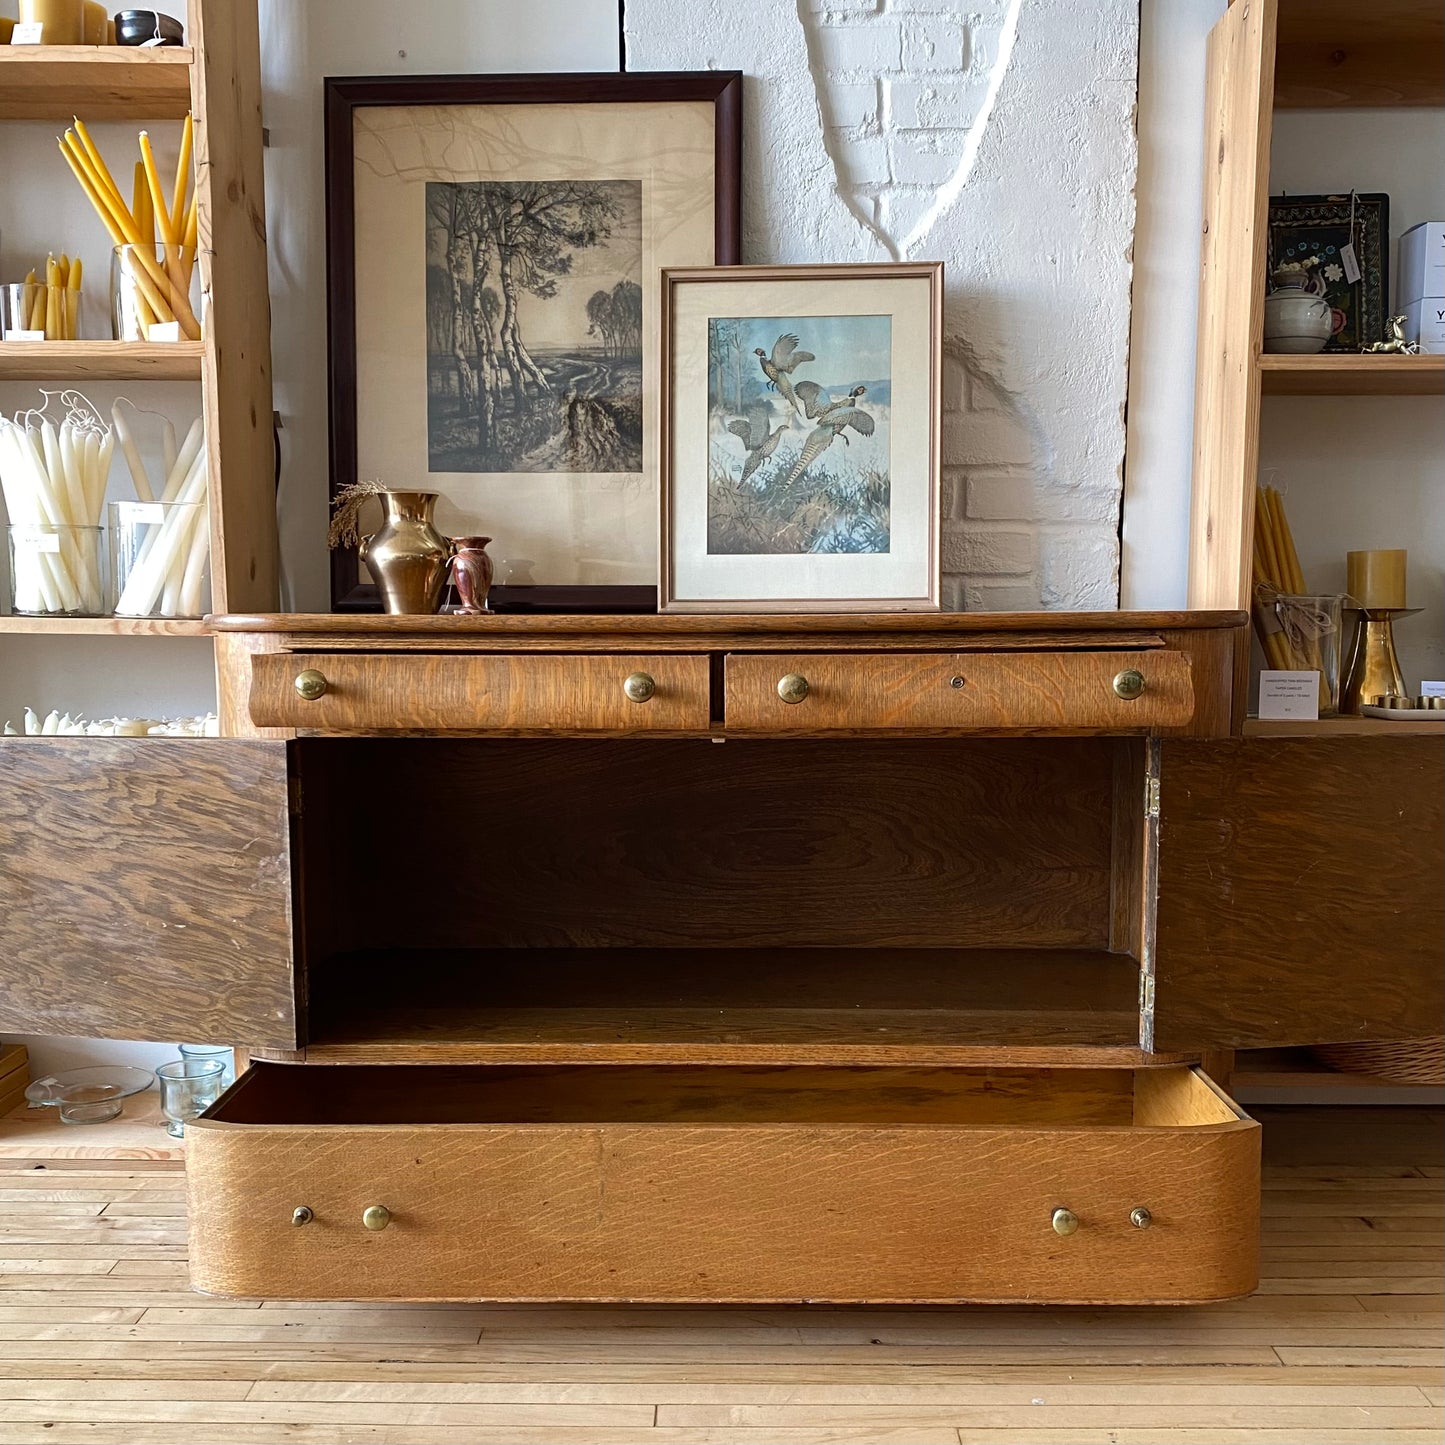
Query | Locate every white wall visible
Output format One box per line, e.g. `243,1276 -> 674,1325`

628,0 -> 1141,611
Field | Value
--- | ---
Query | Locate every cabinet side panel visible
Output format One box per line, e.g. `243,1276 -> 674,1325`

1155,736 -> 1444,1049
0,740 -> 298,1048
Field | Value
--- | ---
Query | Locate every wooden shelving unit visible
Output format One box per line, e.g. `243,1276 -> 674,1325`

0,45 -> 192,120
1244,714 -> 1445,737
1233,1047 -> 1445,1104
0,339 -> 204,381
1189,0 -> 1444,610
1258,353 -> 1445,396
0,615 -> 208,637
0,1 -> 278,643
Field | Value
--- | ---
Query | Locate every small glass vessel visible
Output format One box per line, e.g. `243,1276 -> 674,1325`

447,535 -> 494,614
178,1044 -> 235,1090
156,1057 -> 225,1138
26,1066 -> 154,1126
110,500 -> 210,618
112,243 -> 200,343
8,523 -> 106,616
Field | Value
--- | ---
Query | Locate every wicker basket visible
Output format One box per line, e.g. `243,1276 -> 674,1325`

1312,1037 -> 1445,1086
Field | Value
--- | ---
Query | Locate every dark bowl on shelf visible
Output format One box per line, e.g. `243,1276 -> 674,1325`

114,10 -> 186,46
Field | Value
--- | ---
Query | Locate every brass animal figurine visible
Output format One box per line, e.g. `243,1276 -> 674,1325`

1363,316 -> 1419,355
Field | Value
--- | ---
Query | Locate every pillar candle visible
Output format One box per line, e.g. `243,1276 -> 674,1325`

1347,549 -> 1408,610
17,0 -> 84,44
0,19 -> 14,44
82,0 -> 106,44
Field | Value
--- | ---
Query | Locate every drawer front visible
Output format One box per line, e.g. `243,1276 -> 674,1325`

726,651 -> 1195,732
188,1065 -> 1258,1303
249,653 -> 711,733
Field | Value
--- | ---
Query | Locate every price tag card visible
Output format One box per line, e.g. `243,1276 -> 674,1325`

147,321 -> 182,343
1421,681 -> 1445,698
116,501 -> 168,524
4,329 -> 45,342
1259,670 -> 1321,721
11,21 -> 45,43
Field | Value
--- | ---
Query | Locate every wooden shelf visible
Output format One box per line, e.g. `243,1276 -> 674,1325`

0,1089 -> 183,1161
303,947 -> 1160,1066
1233,1047 -> 1444,1105
0,616 -> 208,637
1258,353 -> 1445,396
0,340 -> 203,381
1274,0 -> 1444,107
1245,715 -> 1445,738
0,45 -> 192,120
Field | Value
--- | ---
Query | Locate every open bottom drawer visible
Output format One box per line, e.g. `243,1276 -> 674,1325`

186,1064 -> 1260,1304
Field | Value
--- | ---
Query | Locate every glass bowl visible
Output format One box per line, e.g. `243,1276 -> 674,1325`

25,1066 -> 155,1126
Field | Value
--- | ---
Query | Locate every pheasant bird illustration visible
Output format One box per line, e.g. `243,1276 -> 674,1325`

794,381 -> 866,422
754,334 -> 814,413
784,386 -> 875,486
727,411 -> 788,484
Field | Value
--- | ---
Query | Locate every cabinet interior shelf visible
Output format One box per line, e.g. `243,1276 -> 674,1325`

1244,716 -> 1445,738
0,340 -> 203,381
0,616 -> 208,637
1258,353 -> 1445,396
0,45 -> 193,120
303,947 -> 1151,1065
1274,0 -> 1444,107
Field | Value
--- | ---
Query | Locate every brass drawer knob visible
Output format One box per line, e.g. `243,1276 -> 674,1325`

623,671 -> 656,704
1130,1206 -> 1153,1230
777,673 -> 809,705
1113,668 -> 1146,700
291,1206 -> 313,1226
1051,1207 -> 1079,1237
361,1205 -> 391,1231
294,668 -> 329,701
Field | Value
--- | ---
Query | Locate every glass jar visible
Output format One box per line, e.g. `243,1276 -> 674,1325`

178,1044 -> 235,1090
112,244 -> 200,343
110,500 -> 210,618
7,523 -> 106,616
1271,592 -> 1347,716
3,281 -> 80,341
156,1057 -> 225,1139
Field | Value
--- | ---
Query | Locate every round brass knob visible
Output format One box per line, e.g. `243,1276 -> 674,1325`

361,1205 -> 391,1232
1113,668 -> 1146,701
291,1206 -> 313,1227
294,668 -> 329,701
623,671 -> 656,704
1130,1206 -> 1153,1230
1051,1207 -> 1079,1237
777,673 -> 809,705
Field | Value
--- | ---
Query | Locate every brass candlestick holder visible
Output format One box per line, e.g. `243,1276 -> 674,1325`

1341,607 -> 1420,713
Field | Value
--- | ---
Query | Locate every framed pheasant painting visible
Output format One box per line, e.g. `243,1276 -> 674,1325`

660,263 -> 942,613
326,72 -> 742,611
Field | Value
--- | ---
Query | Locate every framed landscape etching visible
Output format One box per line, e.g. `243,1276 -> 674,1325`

326,72 -> 742,610
660,263 -> 942,613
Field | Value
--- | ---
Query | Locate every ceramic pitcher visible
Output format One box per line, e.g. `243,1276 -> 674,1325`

358,490 -> 450,614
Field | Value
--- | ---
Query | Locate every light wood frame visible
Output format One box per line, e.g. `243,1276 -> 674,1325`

659,262 -> 943,614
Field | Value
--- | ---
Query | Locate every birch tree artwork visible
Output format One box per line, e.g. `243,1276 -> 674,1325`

425,179 -> 643,475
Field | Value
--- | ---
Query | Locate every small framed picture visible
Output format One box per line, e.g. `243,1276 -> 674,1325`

659,262 -> 942,613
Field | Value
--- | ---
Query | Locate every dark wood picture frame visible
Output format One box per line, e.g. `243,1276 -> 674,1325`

325,71 -> 743,612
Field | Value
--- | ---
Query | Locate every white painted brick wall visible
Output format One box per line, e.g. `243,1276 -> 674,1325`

627,0 -> 1137,611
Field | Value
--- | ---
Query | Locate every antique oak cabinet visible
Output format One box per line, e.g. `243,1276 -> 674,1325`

1,610 -> 1438,1304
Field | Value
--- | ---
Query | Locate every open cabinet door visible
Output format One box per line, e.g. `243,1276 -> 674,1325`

1153,736 -> 1443,1051
0,740 -> 299,1050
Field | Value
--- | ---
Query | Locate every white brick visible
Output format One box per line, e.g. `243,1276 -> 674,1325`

1037,529 -> 1119,608
938,574 -> 968,613
887,78 -> 978,130
823,80 -> 880,130
963,579 -> 1044,612
828,129 -> 889,183
888,130 -> 968,186
811,22 -> 901,74
940,469 -> 967,520
901,16 -> 969,73
943,411 -> 1034,466
802,0 -> 883,13
940,354 -> 967,412
940,525 -> 1035,576
877,184 -> 937,242
965,471 -> 1035,521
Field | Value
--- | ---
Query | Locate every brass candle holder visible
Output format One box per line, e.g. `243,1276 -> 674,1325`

1341,607 -> 1420,714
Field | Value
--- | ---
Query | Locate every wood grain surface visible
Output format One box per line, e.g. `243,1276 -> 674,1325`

725,652 -> 1196,734
1,1103 -> 1438,1443
187,1065 -> 1259,1304
0,740 -> 298,1048
294,738 -> 1118,953
1155,736 -> 1445,1051
249,653 -> 711,733
305,947 -> 1143,1063
1188,0 -> 1274,611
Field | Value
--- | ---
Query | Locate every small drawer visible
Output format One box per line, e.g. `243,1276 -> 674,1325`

726,650 -> 1196,732
248,653 -> 711,733
187,1063 -> 1258,1303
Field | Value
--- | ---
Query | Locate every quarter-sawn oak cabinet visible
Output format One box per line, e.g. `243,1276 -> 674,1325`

2,611 -> 1439,1304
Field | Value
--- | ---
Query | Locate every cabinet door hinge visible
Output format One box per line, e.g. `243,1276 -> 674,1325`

1145,774 -> 1160,819
287,775 -> 303,817
1139,973 -> 1156,1013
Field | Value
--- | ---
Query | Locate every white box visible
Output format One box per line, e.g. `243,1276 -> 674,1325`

1398,222 -> 1445,305
1402,298 -> 1445,355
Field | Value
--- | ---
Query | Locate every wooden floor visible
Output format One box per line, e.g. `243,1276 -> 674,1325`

0,1106 -> 1438,1444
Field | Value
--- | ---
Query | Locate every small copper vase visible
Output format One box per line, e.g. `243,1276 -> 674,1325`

448,535 -> 494,615
357,491 -> 450,614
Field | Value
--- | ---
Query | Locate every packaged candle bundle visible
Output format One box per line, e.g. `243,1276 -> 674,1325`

0,391 -> 112,616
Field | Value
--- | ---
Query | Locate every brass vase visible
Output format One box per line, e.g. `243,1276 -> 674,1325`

357,491 -> 450,615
